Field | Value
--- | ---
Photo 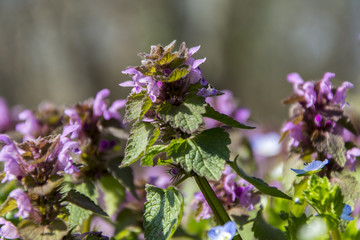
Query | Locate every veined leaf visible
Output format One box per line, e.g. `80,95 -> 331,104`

18,219 -> 68,240
141,145 -> 171,166
124,91 -> 152,123
166,67 -> 190,82
23,174 -> 64,196
230,156 -> 292,200
64,190 -> 108,217
144,185 -> 184,240
203,105 -> 255,129
158,94 -> 206,134
0,197 -> 17,216
121,121 -> 157,167
168,128 -> 230,180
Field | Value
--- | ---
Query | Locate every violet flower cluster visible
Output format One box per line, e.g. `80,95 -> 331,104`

192,166 -> 260,221
281,72 -> 359,170
120,40 -> 219,107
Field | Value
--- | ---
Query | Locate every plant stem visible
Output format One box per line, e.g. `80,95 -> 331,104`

330,228 -> 341,240
194,174 -> 243,240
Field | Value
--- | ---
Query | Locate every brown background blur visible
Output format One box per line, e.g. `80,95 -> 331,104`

0,0 -> 359,128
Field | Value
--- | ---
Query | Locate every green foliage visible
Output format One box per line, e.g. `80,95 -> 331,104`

331,172 -> 360,206
157,94 -> 206,134
312,133 -> 346,167
98,175 -> 125,216
0,196 -> 17,216
203,105 -> 255,129
141,145 -> 171,166
18,219 -> 68,240
124,91 -> 152,123
252,208 -> 287,240
167,67 -> 190,82
64,182 -> 99,228
168,128 -> 230,180
229,156 -> 292,200
121,121 -> 157,167
23,174 -> 64,196
143,185 -> 184,240
303,175 -> 344,228
107,158 -> 138,199
284,213 -> 308,240
64,189 -> 108,217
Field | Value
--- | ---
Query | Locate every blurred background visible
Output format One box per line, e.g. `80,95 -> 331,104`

0,0 -> 359,128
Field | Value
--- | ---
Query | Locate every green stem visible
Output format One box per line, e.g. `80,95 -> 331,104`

194,174 -> 243,240
330,228 -> 341,240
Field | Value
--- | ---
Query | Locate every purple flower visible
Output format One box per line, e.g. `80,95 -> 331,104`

340,204 -> 354,221
291,159 -> 328,175
281,122 -> 304,147
58,141 -> 81,174
208,221 -> 237,240
0,98 -> 11,133
15,109 -> 41,140
185,54 -> 206,84
107,100 -> 126,121
302,82 -> 317,108
0,217 -> 19,240
318,72 -> 335,101
0,135 -> 25,183
9,189 -> 32,218
345,148 -> 360,171
287,72 -> 305,95
332,81 -> 354,108
287,73 -> 317,108
93,89 -> 111,119
192,192 -> 212,220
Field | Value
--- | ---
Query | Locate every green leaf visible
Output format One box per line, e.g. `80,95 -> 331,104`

98,175 -> 125,216
252,208 -> 287,240
166,67 -> 190,82
157,52 -> 176,66
121,121 -> 157,167
124,92 -> 152,123
203,105 -> 255,129
108,158 -> 138,199
64,189 -> 108,217
168,128 -> 230,180
158,94 -> 206,134
141,145 -> 171,166
303,175 -> 343,218
230,156 -> 292,200
18,219 -> 68,240
23,174 -> 64,196
64,181 -> 99,228
284,213 -> 308,240
144,185 -> 184,240
0,197 -> 17,216
326,133 -> 347,167
332,172 -> 360,206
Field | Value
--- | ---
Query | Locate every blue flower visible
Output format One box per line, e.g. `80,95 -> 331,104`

291,159 -> 328,176
340,204 -> 354,221
208,221 -> 237,240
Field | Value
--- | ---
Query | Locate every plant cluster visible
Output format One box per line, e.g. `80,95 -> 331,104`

0,41 -> 358,240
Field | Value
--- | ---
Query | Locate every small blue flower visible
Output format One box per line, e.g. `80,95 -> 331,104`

208,221 -> 237,240
291,159 -> 329,176
340,204 -> 354,221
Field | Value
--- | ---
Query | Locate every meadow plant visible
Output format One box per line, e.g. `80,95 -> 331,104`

0,41 -> 358,240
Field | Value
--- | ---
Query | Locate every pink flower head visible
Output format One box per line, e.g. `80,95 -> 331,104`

0,135 -> 24,183
281,121 -> 304,147
93,89 -> 110,119
15,109 -> 41,140
287,73 -> 304,95
58,141 -> 81,174
0,217 -> 19,240
332,81 -> 354,109
346,147 -> 360,171
318,72 -> 335,101
9,189 -> 32,218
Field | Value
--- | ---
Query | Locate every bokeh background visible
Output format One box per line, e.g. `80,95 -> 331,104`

0,0 -> 359,128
